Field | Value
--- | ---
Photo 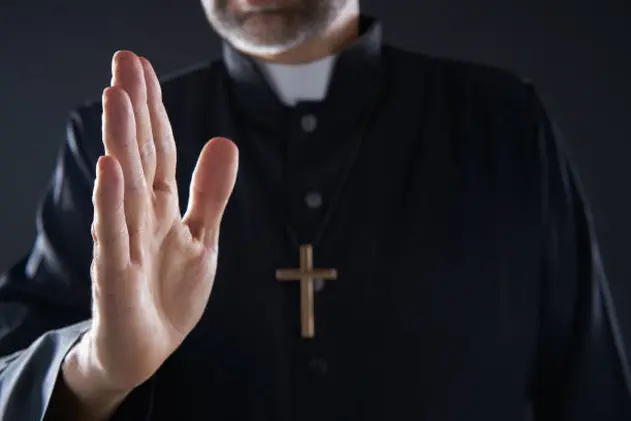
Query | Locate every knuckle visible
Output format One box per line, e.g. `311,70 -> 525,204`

95,222 -> 127,248
90,258 -> 97,279
153,137 -> 169,153
125,178 -> 146,194
126,219 -> 147,240
152,179 -> 174,195
139,137 -> 156,158
91,222 -> 98,244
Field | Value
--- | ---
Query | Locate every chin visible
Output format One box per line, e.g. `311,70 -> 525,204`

219,22 -> 309,57
206,3 -> 317,57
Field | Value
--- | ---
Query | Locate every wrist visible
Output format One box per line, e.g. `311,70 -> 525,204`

60,337 -> 130,420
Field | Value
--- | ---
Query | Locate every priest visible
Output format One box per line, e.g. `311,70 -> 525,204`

1,0 -> 630,419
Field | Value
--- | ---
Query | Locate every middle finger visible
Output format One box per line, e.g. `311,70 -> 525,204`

111,50 -> 157,186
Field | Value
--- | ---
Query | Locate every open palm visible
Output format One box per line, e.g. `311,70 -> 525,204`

80,50 -> 238,392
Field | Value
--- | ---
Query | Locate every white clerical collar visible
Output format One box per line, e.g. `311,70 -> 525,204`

255,55 -> 338,107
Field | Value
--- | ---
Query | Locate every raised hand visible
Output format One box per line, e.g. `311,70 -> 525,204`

62,50 -> 239,404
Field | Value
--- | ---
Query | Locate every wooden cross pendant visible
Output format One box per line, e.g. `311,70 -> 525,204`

276,244 -> 338,339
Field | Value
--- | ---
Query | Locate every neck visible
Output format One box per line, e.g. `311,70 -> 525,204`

254,3 -> 360,64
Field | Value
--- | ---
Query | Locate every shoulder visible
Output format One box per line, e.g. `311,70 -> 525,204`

384,46 -> 556,189
383,45 -> 541,119
384,45 -> 551,167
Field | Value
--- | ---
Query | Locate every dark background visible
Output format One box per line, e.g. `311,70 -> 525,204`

0,0 -> 629,352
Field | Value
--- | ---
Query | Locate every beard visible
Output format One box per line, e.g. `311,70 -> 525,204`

203,0 -> 349,56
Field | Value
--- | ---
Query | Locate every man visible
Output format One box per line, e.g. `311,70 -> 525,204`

0,0 -> 629,419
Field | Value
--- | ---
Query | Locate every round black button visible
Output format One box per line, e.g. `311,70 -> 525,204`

301,114 -> 318,132
305,191 -> 323,209
308,358 -> 328,377
314,278 -> 326,292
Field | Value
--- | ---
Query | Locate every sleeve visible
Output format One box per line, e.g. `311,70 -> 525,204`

528,84 -> 631,420
0,106 -> 154,420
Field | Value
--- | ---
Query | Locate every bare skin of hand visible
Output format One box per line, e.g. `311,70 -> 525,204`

61,50 -> 239,411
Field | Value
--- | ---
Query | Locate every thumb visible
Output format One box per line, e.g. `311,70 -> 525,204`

183,137 -> 239,247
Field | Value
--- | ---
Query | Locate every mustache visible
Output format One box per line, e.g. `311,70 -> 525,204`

214,0 -> 315,25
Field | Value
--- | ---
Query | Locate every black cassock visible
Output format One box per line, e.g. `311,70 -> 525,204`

0,16 -> 630,421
